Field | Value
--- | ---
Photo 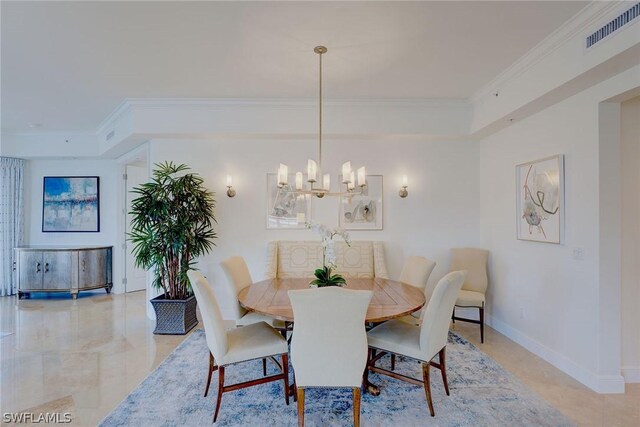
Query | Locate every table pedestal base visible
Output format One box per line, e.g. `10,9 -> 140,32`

365,382 -> 381,396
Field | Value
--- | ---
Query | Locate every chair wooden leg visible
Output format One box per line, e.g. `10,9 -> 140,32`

479,306 -> 485,343
282,353 -> 290,406
390,354 -> 396,371
213,366 -> 225,422
422,362 -> 435,417
293,377 -> 298,402
451,307 -> 455,323
352,387 -> 361,427
363,349 -> 371,393
262,358 -> 267,376
296,388 -> 305,427
204,352 -> 217,397
439,347 -> 450,396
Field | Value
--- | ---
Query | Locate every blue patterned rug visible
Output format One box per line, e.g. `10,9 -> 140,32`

100,329 -> 572,426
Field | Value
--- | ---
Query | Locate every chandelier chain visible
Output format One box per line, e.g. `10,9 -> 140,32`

318,47 -> 323,173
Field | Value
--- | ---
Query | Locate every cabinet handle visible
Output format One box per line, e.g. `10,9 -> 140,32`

44,263 -> 49,273
12,261 -> 16,271
36,262 -> 41,273
82,259 -> 86,272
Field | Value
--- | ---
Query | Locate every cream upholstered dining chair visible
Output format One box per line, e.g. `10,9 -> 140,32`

187,270 -> 290,423
399,256 -> 437,320
289,287 -> 373,427
399,256 -> 437,290
366,271 -> 466,417
221,256 -> 289,375
449,248 -> 489,343
391,256 -> 437,369
221,256 -> 286,328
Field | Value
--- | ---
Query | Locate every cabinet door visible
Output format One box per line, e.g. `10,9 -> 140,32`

18,252 -> 43,290
79,249 -> 107,288
42,251 -> 73,290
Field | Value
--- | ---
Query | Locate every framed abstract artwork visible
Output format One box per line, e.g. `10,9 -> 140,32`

339,174 -> 383,230
266,173 -> 312,229
42,176 -> 100,232
516,155 -> 564,244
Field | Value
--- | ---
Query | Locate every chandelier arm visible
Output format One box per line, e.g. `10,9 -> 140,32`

279,187 -> 364,198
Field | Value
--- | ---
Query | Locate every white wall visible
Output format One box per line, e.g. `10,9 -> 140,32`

478,66 -> 640,393
478,92 -> 601,382
621,96 -> 640,383
150,137 -> 480,318
25,159 -> 118,246
23,159 -> 121,291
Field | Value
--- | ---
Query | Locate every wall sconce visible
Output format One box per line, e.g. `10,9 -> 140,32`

226,174 -> 236,198
399,175 -> 409,198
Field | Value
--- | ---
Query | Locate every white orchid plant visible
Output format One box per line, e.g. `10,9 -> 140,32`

306,222 -> 351,287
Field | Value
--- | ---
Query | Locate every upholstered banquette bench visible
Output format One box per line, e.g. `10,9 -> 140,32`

265,241 -> 389,279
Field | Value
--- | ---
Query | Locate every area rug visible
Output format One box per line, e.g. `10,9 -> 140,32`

100,329 -> 573,426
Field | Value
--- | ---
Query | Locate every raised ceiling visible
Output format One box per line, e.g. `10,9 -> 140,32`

1,1 -> 587,133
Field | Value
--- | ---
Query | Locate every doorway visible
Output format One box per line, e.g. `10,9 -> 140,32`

124,163 -> 148,293
620,95 -> 640,383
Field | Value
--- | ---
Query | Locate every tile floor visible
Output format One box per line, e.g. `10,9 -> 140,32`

0,291 -> 638,426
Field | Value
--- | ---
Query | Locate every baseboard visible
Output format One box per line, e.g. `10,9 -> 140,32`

622,366 -> 640,383
597,375 -> 627,393
485,314 -> 625,394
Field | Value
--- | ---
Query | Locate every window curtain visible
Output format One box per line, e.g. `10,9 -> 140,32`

0,157 -> 25,296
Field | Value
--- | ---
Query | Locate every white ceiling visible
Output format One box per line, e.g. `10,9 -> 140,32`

1,1 -> 588,133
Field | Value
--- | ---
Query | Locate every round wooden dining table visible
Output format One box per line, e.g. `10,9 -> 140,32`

238,277 -> 425,396
238,277 -> 426,324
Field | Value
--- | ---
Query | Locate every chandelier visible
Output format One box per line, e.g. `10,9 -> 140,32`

276,46 -> 366,198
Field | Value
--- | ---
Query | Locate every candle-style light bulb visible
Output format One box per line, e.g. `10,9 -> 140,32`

226,174 -> 233,187
342,161 -> 352,183
348,171 -> 355,190
307,159 -> 317,183
357,167 -> 366,187
401,174 -> 408,187
278,163 -> 288,186
348,170 -> 356,190
295,172 -> 303,190
323,173 -> 330,191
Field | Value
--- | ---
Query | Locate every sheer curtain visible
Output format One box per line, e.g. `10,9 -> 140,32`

0,157 -> 25,296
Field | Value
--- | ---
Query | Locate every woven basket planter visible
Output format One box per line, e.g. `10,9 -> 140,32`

151,293 -> 198,335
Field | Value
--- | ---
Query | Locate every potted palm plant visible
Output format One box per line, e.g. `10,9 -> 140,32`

129,162 -> 216,334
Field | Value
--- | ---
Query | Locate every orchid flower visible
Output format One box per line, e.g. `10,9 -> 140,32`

305,221 -> 351,287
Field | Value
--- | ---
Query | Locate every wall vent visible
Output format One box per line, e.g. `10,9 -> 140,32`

106,130 -> 115,141
586,2 -> 639,49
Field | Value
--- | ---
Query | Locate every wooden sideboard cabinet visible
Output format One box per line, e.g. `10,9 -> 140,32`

14,246 -> 113,299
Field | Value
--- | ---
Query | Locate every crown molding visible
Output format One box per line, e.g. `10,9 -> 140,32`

95,100 -> 132,137
121,97 -> 470,108
96,97 -> 469,129
94,97 -> 471,141
470,1 -> 624,103
2,130 -> 95,137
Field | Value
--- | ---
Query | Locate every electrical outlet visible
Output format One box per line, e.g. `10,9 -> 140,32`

572,247 -> 585,261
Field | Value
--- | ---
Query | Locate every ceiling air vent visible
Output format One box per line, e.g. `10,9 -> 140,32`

106,130 -> 115,141
586,2 -> 639,49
